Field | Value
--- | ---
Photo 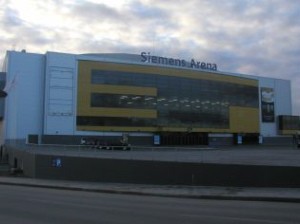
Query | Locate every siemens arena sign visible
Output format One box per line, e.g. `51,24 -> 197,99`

141,52 -> 217,71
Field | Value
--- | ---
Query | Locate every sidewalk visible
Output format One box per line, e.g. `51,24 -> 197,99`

0,176 -> 300,203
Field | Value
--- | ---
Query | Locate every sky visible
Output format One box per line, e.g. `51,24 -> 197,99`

0,0 -> 299,114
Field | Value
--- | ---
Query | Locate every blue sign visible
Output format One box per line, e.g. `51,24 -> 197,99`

154,135 -> 160,145
52,157 -> 62,168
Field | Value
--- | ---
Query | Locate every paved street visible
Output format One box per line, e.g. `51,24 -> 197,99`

0,184 -> 299,224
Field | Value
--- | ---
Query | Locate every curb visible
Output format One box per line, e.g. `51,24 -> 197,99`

0,179 -> 300,203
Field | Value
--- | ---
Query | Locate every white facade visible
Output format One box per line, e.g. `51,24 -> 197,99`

2,51 -> 45,143
43,52 -> 77,135
0,50 -> 293,144
258,77 -> 292,137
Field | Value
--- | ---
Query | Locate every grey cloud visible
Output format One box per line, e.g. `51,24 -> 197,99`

184,1 -> 300,75
0,0 -> 299,113
67,0 -> 178,44
74,37 -> 145,55
71,2 -> 123,22
126,0 -> 169,20
10,27 -> 53,46
1,7 -> 24,27
0,18 -> 59,52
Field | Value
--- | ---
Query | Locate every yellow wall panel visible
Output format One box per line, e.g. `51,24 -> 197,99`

77,125 -> 232,133
77,61 -> 158,119
160,127 -> 231,133
77,126 -> 158,132
77,61 -> 260,133
229,106 -> 259,133
280,130 -> 299,135
78,60 -> 258,87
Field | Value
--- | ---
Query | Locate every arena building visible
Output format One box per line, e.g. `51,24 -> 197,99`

0,50 -> 299,146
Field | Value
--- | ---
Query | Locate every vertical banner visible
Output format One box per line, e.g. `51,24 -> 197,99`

237,134 -> 243,144
154,135 -> 160,145
261,87 -> 275,122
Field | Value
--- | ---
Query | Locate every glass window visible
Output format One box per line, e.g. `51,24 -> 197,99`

91,93 -> 157,109
279,116 -> 300,130
80,69 -> 259,129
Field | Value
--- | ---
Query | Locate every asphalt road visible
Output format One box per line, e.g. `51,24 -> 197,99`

0,185 -> 299,224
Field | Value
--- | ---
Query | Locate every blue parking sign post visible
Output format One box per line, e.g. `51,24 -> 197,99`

154,135 -> 160,145
52,157 -> 62,168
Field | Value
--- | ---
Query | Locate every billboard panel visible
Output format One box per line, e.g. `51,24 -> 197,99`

261,87 -> 275,122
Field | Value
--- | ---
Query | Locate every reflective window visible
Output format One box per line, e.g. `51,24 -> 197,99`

91,93 -> 157,109
77,116 -> 156,127
78,69 -> 259,129
279,115 -> 300,130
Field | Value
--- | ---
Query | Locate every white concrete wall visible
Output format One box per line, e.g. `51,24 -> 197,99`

258,77 -> 292,137
3,51 -> 45,141
43,52 -> 76,135
274,79 -> 292,115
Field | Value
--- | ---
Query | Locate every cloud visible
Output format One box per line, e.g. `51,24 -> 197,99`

125,0 -> 169,20
0,0 -> 299,113
70,2 -> 123,22
2,7 -> 24,27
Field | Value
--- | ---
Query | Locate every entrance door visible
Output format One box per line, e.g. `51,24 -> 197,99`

160,132 -> 208,145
